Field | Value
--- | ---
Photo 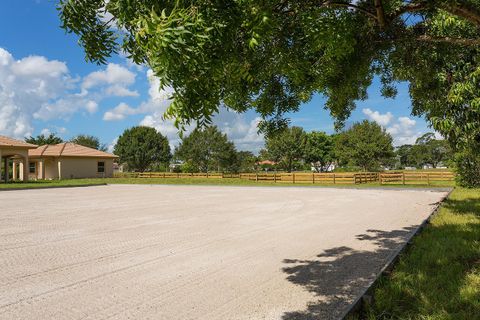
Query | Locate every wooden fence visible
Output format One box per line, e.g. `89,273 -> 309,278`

115,171 -> 385,184
115,171 -> 454,185
379,171 -> 455,185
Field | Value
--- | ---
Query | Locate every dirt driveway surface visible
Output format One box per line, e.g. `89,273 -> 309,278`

0,185 -> 448,320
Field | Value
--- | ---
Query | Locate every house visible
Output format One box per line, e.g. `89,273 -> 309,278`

21,142 -> 119,180
0,136 -> 38,182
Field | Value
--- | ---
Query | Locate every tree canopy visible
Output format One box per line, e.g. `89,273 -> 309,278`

396,133 -> 452,168
303,131 -> 335,172
70,134 -> 107,151
335,120 -> 394,171
114,126 -> 171,172
174,126 -> 237,172
265,126 -> 306,172
25,133 -> 63,145
236,151 -> 257,173
59,0 -> 480,148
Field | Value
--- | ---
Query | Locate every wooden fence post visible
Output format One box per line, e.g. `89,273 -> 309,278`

312,173 -> 315,184
427,173 -> 430,185
255,173 -> 258,182
333,173 -> 336,184
274,172 -> 277,183
293,173 -> 295,184
402,173 -> 405,185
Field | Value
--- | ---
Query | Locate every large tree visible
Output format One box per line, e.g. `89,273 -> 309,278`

114,126 -> 171,172
25,133 -> 63,145
414,133 -> 452,168
335,120 -> 394,171
236,151 -> 257,173
58,0 -> 480,183
265,126 -> 306,172
396,144 -> 415,168
303,131 -> 335,172
70,134 -> 107,151
396,133 -> 452,168
175,126 -> 237,172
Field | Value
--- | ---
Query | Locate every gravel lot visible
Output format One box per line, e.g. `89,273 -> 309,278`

0,185 -> 448,320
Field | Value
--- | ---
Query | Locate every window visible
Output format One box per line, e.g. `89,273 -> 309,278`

29,162 -> 36,174
97,161 -> 105,173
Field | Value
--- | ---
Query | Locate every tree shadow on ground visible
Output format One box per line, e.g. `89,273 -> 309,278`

281,226 -> 417,320
443,198 -> 480,216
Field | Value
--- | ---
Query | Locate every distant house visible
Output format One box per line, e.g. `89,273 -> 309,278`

21,142 -> 118,180
256,160 -> 277,166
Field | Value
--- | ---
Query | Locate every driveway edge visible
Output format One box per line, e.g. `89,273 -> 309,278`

340,187 -> 454,319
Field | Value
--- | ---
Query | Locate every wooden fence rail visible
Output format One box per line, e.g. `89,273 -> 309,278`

114,171 -> 454,185
379,171 -> 455,185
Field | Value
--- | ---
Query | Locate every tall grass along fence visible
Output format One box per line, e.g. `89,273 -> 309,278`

115,171 -> 454,185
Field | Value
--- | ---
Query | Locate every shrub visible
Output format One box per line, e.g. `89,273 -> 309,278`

455,147 -> 480,187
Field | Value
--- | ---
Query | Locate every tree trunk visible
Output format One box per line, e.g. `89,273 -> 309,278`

374,0 -> 386,28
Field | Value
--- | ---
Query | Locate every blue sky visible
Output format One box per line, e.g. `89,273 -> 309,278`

0,0 -> 433,153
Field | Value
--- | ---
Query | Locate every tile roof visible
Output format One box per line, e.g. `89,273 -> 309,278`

29,143 -> 118,158
0,136 -> 37,148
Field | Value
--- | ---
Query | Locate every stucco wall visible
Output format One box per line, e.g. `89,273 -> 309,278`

59,157 -> 114,179
44,158 -> 59,180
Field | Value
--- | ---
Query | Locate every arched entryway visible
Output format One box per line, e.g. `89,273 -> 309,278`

0,136 -> 37,183
1,154 -> 29,182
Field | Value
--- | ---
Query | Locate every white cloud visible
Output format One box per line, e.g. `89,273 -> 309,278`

40,128 -> 51,136
107,137 -> 118,153
39,126 -> 66,138
0,47 -> 143,138
103,102 -> 137,121
213,110 -> 264,153
0,48 -> 73,137
386,116 -> 421,145
105,69 -> 264,152
105,85 -> 138,97
34,97 -> 98,120
362,108 -> 394,126
82,63 -> 138,98
11,56 -> 68,78
361,107 -> 424,145
398,116 -> 416,127
82,63 -> 135,89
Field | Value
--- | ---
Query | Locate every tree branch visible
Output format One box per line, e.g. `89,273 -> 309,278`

321,1 -> 379,20
394,2 -> 427,17
443,1 -> 480,26
417,35 -> 480,45
394,1 -> 480,27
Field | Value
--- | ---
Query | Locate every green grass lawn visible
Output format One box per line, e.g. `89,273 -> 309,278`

359,187 -> 480,319
105,177 -> 454,188
0,177 -> 454,190
0,179 -> 107,189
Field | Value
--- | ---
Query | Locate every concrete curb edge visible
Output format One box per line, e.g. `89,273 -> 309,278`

340,187 -> 455,319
